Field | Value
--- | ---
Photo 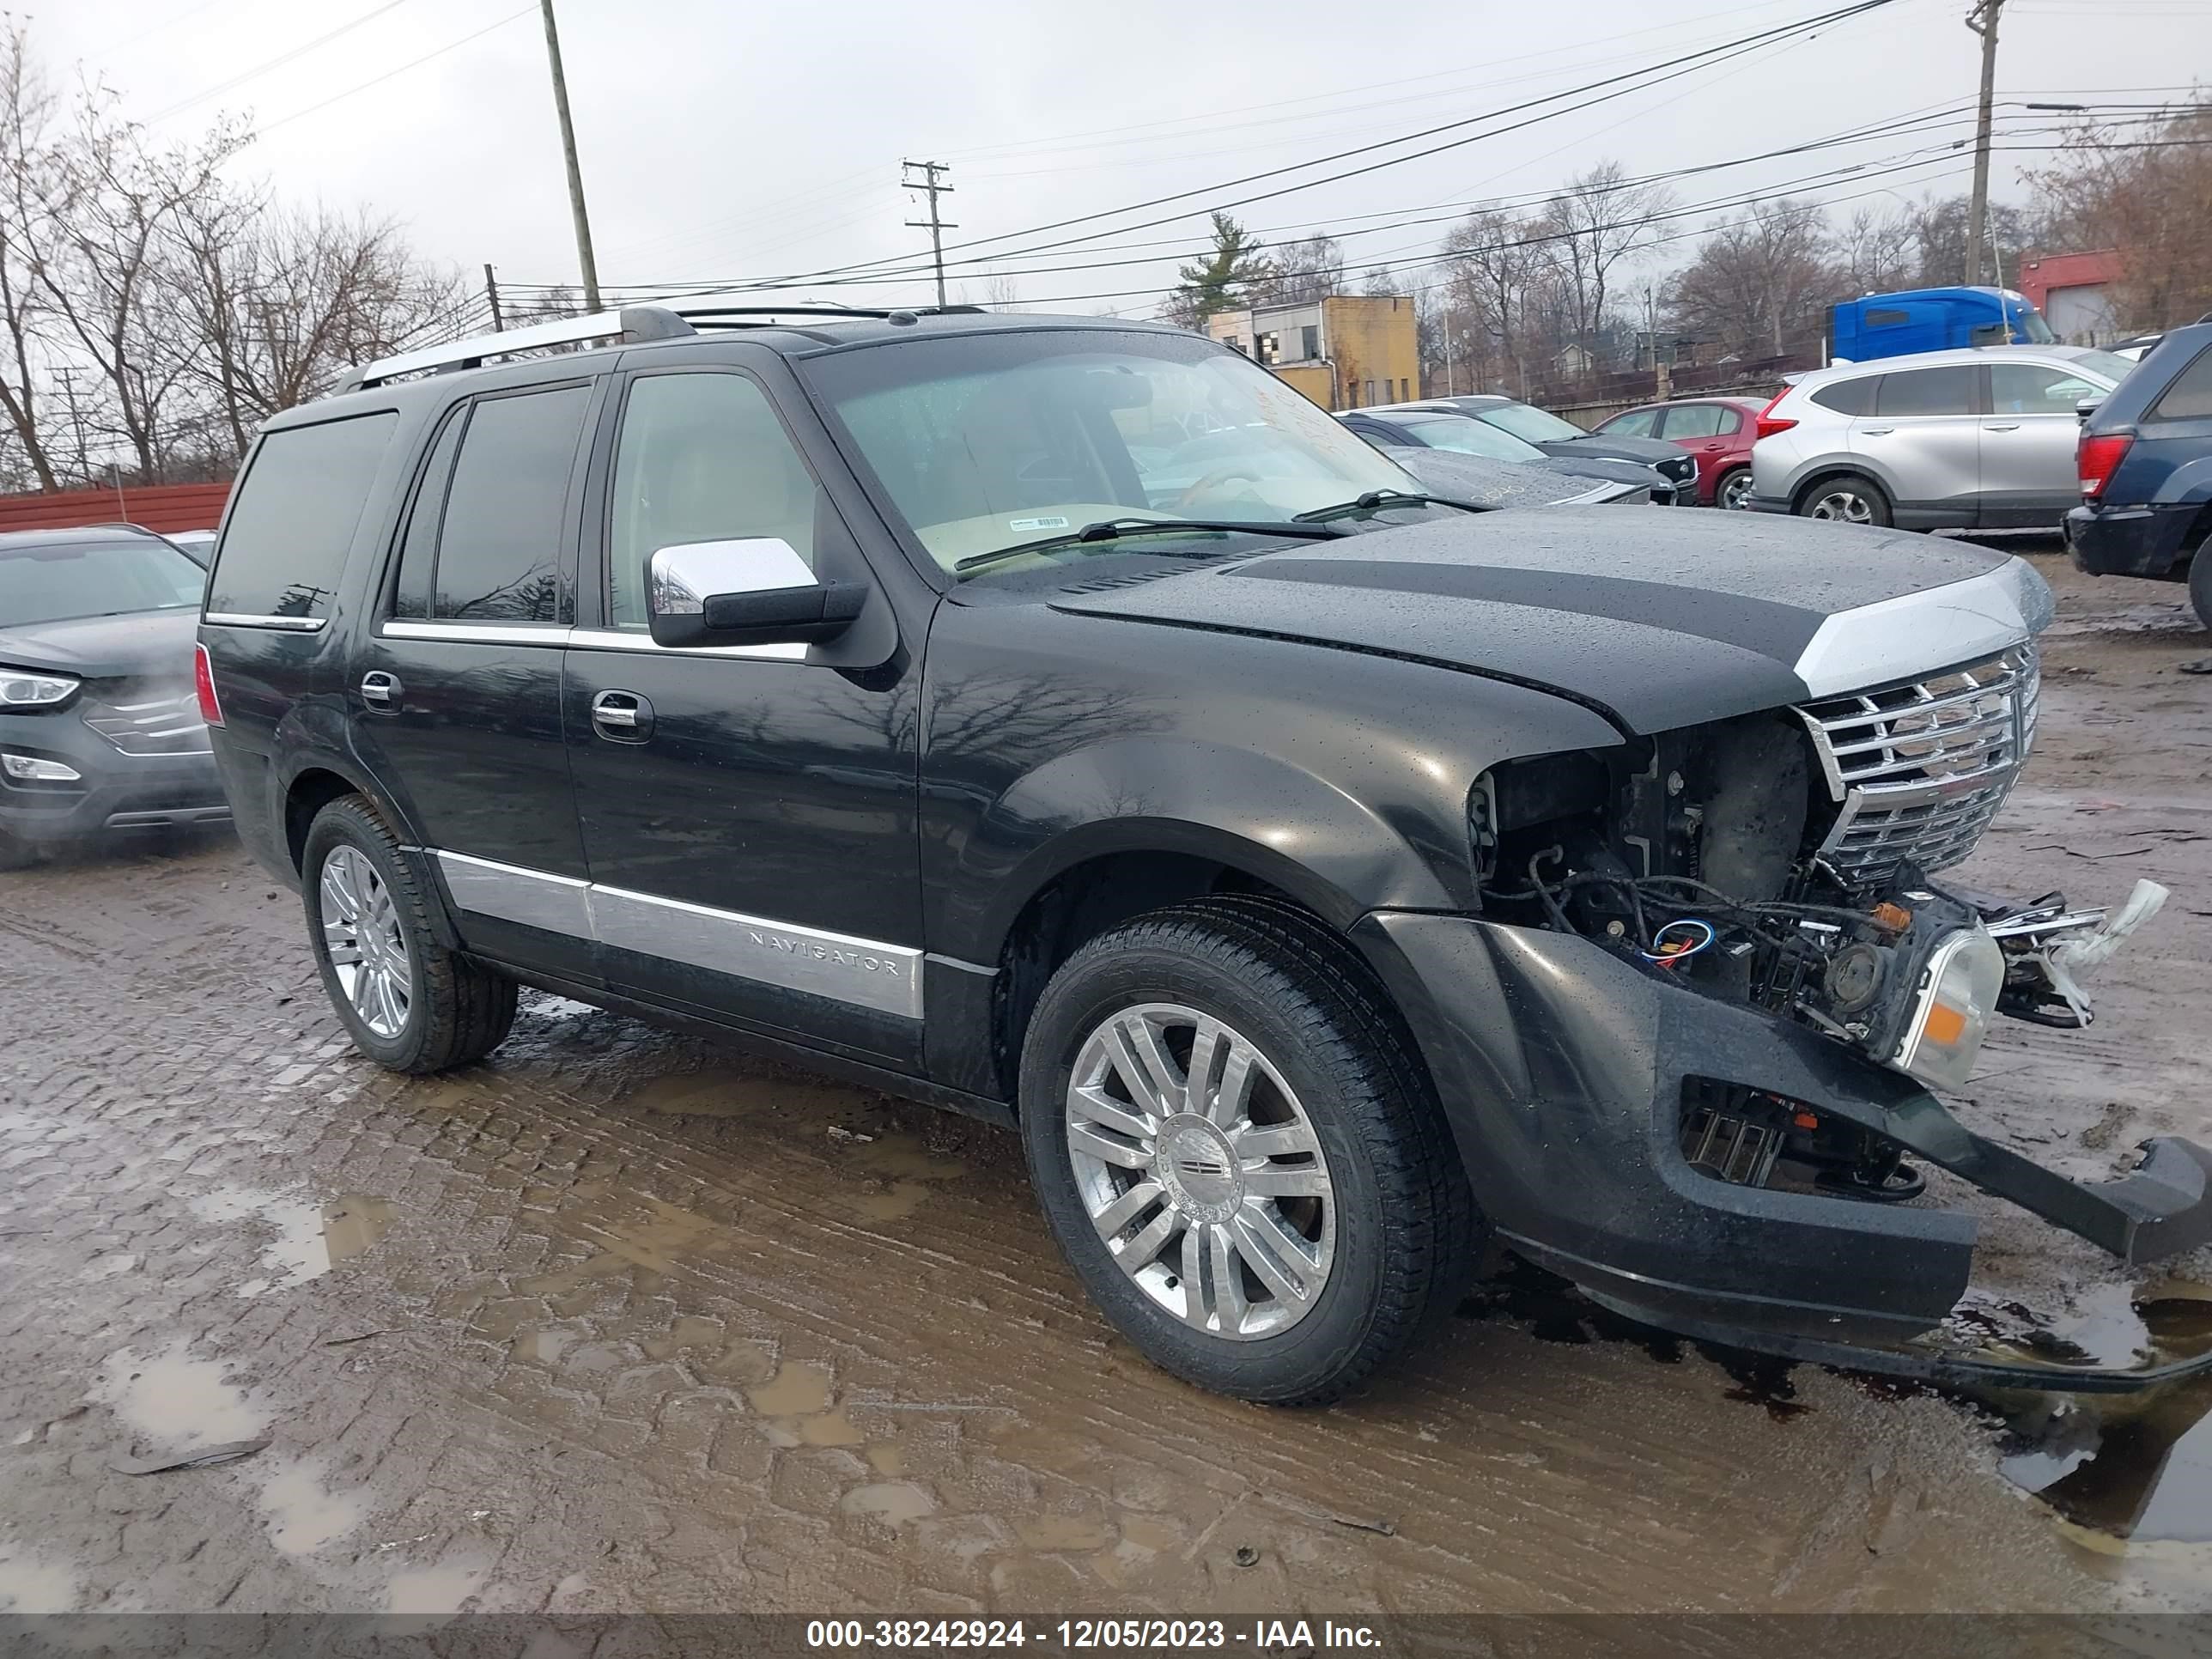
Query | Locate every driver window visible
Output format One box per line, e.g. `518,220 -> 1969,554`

609,373 -> 819,630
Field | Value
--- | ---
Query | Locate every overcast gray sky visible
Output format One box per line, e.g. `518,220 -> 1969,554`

43,0 -> 2212,321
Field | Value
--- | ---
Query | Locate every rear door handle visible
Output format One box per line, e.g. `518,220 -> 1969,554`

359,671 -> 402,710
591,689 -> 653,742
1985,422 -> 2021,431
1861,427 -> 1895,436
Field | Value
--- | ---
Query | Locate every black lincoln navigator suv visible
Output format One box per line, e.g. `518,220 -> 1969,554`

198,301 -> 2212,1403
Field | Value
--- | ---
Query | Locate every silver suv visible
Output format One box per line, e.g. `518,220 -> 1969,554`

1747,345 -> 2135,530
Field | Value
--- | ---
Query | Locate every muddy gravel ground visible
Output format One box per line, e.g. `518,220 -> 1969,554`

5,549 -> 2212,1620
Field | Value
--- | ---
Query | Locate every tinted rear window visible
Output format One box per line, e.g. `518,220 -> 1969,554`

0,538 -> 204,627
1875,366 -> 1977,417
2151,343 -> 2212,422
1809,377 -> 1878,416
430,386 -> 590,623
210,413 -> 396,619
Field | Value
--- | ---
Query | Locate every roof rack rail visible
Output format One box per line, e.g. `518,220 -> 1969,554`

337,299 -> 991,392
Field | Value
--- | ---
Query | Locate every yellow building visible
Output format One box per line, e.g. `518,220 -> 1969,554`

1206,295 -> 1419,412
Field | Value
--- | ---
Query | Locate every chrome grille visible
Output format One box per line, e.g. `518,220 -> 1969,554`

80,682 -> 210,756
1797,645 -> 2037,890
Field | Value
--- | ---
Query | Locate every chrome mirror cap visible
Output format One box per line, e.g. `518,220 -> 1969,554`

647,538 -> 812,618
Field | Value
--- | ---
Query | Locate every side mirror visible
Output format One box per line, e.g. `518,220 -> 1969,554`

2076,395 -> 2105,422
647,538 -> 869,651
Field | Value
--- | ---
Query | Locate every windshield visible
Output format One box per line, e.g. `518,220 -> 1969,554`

2068,349 -> 2136,386
804,329 -> 1419,576
1394,414 -> 1549,463
1472,400 -> 1587,443
0,537 -> 204,626
2014,306 -> 2057,344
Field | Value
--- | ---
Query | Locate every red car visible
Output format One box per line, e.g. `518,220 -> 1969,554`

1590,396 -> 1767,509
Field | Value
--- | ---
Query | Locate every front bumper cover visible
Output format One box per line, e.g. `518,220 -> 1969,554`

1354,911 -> 2212,1392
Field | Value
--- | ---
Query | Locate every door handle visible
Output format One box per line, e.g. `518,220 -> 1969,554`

1985,422 -> 2021,431
359,671 -> 402,710
591,689 -> 653,741
1861,427 -> 1895,436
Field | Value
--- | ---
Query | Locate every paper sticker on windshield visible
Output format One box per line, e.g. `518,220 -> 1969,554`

1008,516 -> 1070,532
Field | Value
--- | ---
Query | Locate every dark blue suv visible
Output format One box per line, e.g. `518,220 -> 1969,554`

2068,321 -> 2212,625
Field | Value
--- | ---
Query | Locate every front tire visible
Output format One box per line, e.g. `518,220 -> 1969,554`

2189,548 -> 2212,632
302,796 -> 516,1073
1018,898 -> 1479,1406
1797,471 -> 1893,527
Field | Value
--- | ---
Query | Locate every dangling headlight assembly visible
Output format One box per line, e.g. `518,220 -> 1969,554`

1888,924 -> 2006,1091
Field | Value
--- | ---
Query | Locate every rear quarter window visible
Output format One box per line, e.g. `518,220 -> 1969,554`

2150,344 -> 2212,422
1809,377 -> 1878,416
210,413 -> 397,620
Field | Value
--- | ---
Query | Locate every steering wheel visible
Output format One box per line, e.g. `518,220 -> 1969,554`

1173,465 -> 1263,513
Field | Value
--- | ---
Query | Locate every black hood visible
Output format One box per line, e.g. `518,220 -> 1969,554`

1538,431 -> 1688,469
0,606 -> 200,681
1049,510 -> 2045,734
1535,453 -> 1670,489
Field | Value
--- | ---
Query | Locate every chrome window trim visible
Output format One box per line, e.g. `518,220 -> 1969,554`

204,612 -> 328,632
382,620 -> 572,646
429,849 -> 920,1018
567,628 -> 805,662
377,620 -> 806,660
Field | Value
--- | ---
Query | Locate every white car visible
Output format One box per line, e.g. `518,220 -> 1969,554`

1746,344 -> 2136,530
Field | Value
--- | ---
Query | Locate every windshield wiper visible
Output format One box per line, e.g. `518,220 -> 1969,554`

955,516 -> 1347,574
1292,489 -> 1494,524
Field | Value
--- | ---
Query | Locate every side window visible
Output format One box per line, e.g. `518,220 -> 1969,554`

1875,367 -> 1977,417
1601,409 -> 1657,437
1714,407 -> 1743,435
1665,405 -> 1724,439
390,410 -> 466,620
1990,362 -> 2103,416
1864,307 -> 1911,327
1811,377 -> 1879,416
608,373 -> 821,631
210,413 -> 396,620
2150,345 -> 2212,422
429,385 -> 590,623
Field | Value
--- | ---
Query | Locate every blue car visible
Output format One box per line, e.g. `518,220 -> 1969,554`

2067,321 -> 2212,625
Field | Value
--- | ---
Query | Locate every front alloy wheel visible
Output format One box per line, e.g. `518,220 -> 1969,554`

319,844 -> 412,1038
1066,1003 -> 1334,1340
1717,469 -> 1754,511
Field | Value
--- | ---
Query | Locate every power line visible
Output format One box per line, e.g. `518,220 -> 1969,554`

901,161 -> 957,310
145,0 -> 413,124
252,8 -> 555,137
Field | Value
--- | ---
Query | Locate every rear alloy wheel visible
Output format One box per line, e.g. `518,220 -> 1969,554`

1020,897 -> 1479,1405
1715,466 -> 1754,511
303,795 -> 517,1073
1800,472 -> 1893,528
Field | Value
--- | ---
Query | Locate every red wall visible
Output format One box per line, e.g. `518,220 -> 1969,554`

0,481 -> 230,537
2016,249 -> 2124,314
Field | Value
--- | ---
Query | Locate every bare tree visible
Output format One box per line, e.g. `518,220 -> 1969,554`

1251,234 -> 1345,306
2032,99 -> 2212,330
1664,198 -> 1832,357
1440,208 -> 1542,394
1532,161 -> 1675,367
0,25 -> 61,489
1834,204 -> 1917,295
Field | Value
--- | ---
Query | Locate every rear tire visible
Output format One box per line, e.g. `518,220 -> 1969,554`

1714,465 -> 1753,511
1797,471 -> 1893,528
1018,896 -> 1480,1406
302,795 -> 516,1073
2190,548 -> 2212,632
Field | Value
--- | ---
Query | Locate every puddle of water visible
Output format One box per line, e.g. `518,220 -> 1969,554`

627,1068 -> 856,1119
89,1341 -> 265,1448
837,1135 -> 968,1223
1017,1514 -> 1115,1552
0,1549 -> 80,1614
749,1361 -> 833,1418
188,1187 -> 395,1297
1997,1288 -> 2212,1589
840,1482 -> 935,1527
385,1560 -> 488,1614
865,1442 -> 904,1477
642,1316 -> 726,1360
259,1461 -> 369,1555
520,1197 -> 732,1293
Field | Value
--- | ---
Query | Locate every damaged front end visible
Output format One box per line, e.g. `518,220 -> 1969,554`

1362,644 -> 2211,1392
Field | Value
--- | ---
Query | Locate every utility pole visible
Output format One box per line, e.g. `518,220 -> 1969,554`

484,264 -> 505,332
902,161 -> 957,310
1964,0 -> 2003,286
538,0 -> 601,313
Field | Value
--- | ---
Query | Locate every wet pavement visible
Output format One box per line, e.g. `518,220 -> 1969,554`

5,552 -> 2212,1616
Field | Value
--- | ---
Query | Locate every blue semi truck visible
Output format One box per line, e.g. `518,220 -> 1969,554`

1832,285 -> 2057,362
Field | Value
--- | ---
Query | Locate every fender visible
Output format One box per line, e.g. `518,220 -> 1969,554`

2149,453 -> 2212,507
